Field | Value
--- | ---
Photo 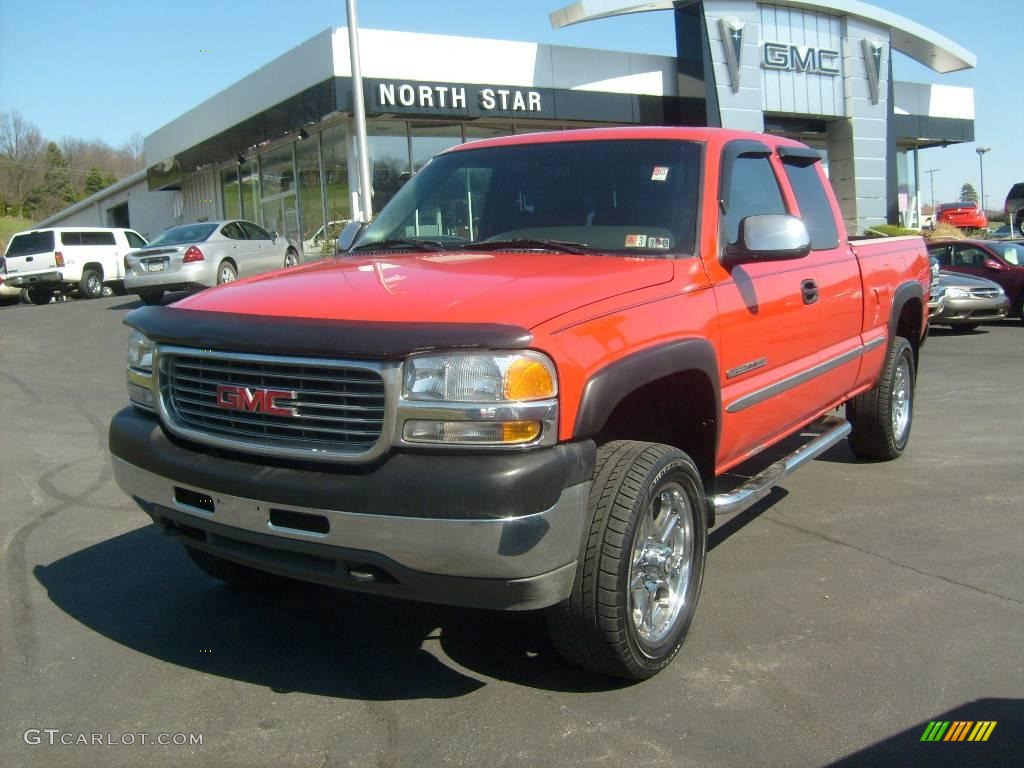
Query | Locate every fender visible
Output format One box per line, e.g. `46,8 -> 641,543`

573,338 -> 720,441
887,279 -> 925,346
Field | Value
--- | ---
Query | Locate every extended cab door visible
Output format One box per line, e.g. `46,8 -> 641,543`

707,141 -> 824,470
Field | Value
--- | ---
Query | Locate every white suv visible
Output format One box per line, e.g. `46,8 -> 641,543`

2,227 -> 148,305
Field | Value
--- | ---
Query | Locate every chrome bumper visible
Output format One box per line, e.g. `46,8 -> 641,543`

112,456 -> 588,609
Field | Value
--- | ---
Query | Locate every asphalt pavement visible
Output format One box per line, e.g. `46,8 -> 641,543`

1,294 -> 1022,768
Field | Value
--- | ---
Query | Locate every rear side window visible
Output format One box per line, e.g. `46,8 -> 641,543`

221,222 -> 245,240
928,245 -> 952,266
125,231 -> 147,248
240,221 -> 271,240
61,231 -> 116,246
723,155 -> 786,245
782,159 -> 839,250
6,231 -> 55,257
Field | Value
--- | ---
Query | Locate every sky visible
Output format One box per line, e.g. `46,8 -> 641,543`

0,0 -> 1019,211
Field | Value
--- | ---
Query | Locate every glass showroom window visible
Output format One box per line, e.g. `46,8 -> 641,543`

367,120 -> 411,213
239,161 -> 258,220
260,144 -> 295,199
221,166 -> 241,220
296,134 -> 324,248
321,122 -> 351,233
411,122 -> 462,172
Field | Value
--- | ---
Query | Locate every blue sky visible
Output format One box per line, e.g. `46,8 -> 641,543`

0,0 -> 1018,210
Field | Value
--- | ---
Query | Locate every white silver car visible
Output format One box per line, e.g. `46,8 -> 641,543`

124,220 -> 300,305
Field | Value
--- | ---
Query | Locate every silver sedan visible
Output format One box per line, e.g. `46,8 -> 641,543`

124,220 -> 301,305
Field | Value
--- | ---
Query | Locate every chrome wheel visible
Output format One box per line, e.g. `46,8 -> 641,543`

284,251 -> 298,267
218,264 -> 236,284
629,482 -> 694,646
87,274 -> 101,294
891,355 -> 911,442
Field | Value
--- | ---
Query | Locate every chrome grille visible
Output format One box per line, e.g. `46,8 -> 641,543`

969,288 -> 1001,299
159,349 -> 388,460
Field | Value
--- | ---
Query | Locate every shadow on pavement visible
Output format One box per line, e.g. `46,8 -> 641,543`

826,698 -> 1023,767
33,526 -> 629,699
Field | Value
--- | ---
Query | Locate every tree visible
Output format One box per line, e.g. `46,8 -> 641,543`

33,142 -> 77,217
959,183 -> 979,203
0,111 -> 45,218
83,166 -> 106,197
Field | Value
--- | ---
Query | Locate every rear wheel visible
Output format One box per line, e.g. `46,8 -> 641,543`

27,288 -> 53,306
138,290 -> 164,305
847,336 -> 915,460
546,441 -> 707,680
184,546 -> 291,589
79,269 -> 103,299
284,249 -> 299,267
217,261 -> 237,285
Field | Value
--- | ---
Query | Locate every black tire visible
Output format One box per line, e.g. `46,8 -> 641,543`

847,336 -> 915,460
284,248 -> 299,268
546,441 -> 707,680
27,288 -> 53,306
138,290 -> 164,306
952,323 -> 980,332
184,545 -> 291,588
216,260 -> 237,285
78,269 -> 103,299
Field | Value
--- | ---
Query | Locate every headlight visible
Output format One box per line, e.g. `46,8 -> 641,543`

127,330 -> 155,371
404,351 -> 557,402
400,351 -> 558,447
944,287 -> 970,299
126,331 -> 156,410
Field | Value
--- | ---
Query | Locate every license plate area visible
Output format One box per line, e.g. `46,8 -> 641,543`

146,260 -> 166,272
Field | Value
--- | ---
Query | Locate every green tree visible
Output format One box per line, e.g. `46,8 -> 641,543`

83,166 -> 105,197
959,182 -> 978,203
33,142 -> 77,216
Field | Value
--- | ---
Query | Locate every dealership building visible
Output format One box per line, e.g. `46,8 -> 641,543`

40,0 -> 976,246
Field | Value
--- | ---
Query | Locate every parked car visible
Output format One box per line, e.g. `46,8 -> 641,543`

1005,182 -> 1024,236
935,202 -> 987,231
124,220 -> 301,305
927,239 -> 1024,321
302,220 -> 346,258
0,257 -> 22,305
930,271 -> 1008,330
927,257 -> 945,320
2,227 -> 147,305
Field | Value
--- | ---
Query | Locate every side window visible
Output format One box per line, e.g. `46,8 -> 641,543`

953,246 -> 985,267
61,232 -> 82,246
723,155 -> 786,245
929,246 -> 952,266
80,232 -> 116,246
125,231 -> 147,249
781,159 -> 839,250
221,223 -> 244,240
240,222 -> 271,240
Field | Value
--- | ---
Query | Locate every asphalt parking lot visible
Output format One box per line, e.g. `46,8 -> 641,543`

1,295 -> 1022,768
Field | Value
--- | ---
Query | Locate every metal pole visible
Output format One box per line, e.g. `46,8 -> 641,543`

975,147 -> 989,220
346,0 -> 373,221
925,168 -> 939,216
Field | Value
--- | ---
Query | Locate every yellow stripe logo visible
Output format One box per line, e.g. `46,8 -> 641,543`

920,720 -> 996,742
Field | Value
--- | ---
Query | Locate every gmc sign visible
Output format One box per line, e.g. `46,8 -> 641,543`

215,385 -> 297,417
761,42 -> 840,76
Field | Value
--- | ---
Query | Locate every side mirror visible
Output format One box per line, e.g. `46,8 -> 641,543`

983,257 -> 1004,270
337,221 -> 367,254
722,214 -> 811,268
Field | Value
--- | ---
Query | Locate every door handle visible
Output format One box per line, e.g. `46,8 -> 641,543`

801,278 -> 818,305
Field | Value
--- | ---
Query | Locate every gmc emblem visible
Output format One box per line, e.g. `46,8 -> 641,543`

215,385 -> 298,417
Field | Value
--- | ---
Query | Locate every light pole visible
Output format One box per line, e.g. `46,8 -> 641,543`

346,0 -> 373,222
975,147 -> 990,218
925,168 -> 939,222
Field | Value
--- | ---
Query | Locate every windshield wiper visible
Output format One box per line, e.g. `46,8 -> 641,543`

463,238 -> 592,255
352,238 -> 448,252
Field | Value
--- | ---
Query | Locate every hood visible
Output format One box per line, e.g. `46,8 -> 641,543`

172,250 -> 675,328
937,271 -> 1003,290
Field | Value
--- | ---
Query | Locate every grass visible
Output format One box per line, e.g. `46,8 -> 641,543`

0,215 -> 36,254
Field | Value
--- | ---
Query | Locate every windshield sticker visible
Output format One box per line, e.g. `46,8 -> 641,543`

651,166 -> 670,182
648,236 -> 671,249
625,234 -> 648,248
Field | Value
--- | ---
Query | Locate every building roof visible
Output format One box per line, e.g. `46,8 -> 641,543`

549,0 -> 977,73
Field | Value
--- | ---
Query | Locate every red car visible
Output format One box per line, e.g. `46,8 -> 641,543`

935,202 -> 987,231
927,239 -> 1024,321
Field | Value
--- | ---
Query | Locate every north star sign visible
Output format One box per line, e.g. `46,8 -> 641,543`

372,81 -> 546,115
761,42 -> 840,76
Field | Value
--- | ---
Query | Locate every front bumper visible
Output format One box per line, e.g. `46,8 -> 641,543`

934,295 -> 1010,325
109,408 -> 593,610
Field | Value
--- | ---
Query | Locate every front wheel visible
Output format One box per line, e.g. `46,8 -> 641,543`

847,336 -> 915,460
546,441 -> 707,680
284,249 -> 299,268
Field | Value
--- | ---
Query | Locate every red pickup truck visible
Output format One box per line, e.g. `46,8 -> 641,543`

110,127 -> 929,679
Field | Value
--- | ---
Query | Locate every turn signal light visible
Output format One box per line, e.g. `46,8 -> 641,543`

183,246 -> 204,263
55,251 -> 65,267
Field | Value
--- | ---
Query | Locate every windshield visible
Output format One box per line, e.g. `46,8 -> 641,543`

356,139 -> 702,257
146,223 -> 218,247
5,231 -> 55,258
991,242 -> 1023,266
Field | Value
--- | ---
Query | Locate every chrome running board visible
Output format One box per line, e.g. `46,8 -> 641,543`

712,415 -> 851,517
